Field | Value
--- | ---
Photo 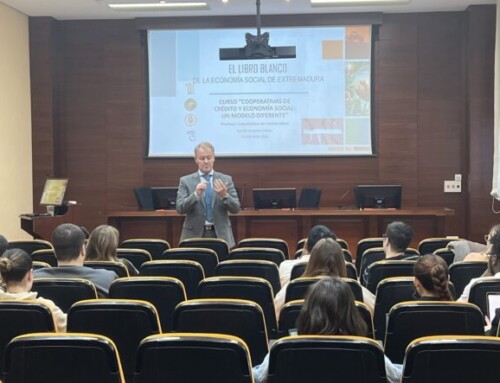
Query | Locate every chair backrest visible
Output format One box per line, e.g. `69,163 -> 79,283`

468,278 -> 500,315
32,249 -> 58,267
198,276 -> 278,338
384,301 -> 485,364
290,262 -> 307,281
3,333 -> 125,383
84,261 -> 129,278
178,238 -> 229,262
296,238 -> 307,251
285,277 -> 363,303
0,301 -> 56,375
346,262 -> 358,280
215,260 -> 281,296
68,299 -> 161,382
267,335 -> 387,383
342,249 -> 353,262
238,238 -> 289,259
134,333 -> 253,383
355,238 -> 383,272
32,278 -> 98,312
337,238 -> 349,250
173,299 -> 269,365
134,186 -> 154,210
32,261 -> 51,270
140,260 -> 204,299
278,299 -> 303,338
159,247 -> 219,277
449,261 -> 488,297
120,239 -> 170,259
228,247 -> 286,266
433,247 -> 455,266
8,239 -> 53,255
365,260 -> 416,294
116,248 -> 152,270
402,335 -> 500,383
359,247 -> 385,280
418,237 -> 452,255
373,277 -> 416,341
297,188 -> 321,209
109,276 -> 186,332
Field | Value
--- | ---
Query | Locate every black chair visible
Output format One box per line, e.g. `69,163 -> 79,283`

418,237 -> 453,255
401,335 -> 500,383
238,238 -> 290,260
8,239 -> 53,255
179,238 -> 230,262
134,333 -> 253,383
433,247 -> 455,266
342,249 -> 353,263
116,248 -> 152,270
297,188 -> 321,209
384,301 -> 485,364
278,299 -> 303,338
109,276 -> 186,332
449,261 -> 488,297
0,301 -> 56,376
468,278 -> 500,316
198,276 -> 278,338
84,261 -> 129,278
337,238 -> 349,250
32,278 -> 98,312
3,333 -> 125,383
285,277 -> 363,303
140,260 -> 204,299
32,249 -> 58,267
355,238 -> 383,273
159,247 -> 219,277
120,239 -> 170,260
365,260 -> 416,294
32,261 -> 51,270
290,262 -> 307,281
296,238 -> 307,251
134,186 -> 154,210
359,247 -> 385,281
215,260 -> 281,296
68,299 -> 161,383
267,335 -> 387,383
228,247 -> 286,266
173,299 -> 268,365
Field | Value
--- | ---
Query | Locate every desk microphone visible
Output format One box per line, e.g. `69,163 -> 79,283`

239,183 -> 246,209
337,188 -> 353,209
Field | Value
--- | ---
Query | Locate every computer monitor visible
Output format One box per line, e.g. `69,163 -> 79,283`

253,188 -> 296,210
40,178 -> 68,206
151,187 -> 178,210
354,185 -> 402,209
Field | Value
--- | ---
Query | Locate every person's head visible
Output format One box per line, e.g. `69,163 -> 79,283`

0,248 -> 33,290
303,238 -> 346,278
297,277 -> 367,336
305,225 -> 337,253
486,224 -> 500,274
0,235 -> 8,256
52,223 -> 86,263
413,254 -> 452,300
194,142 -> 215,175
384,221 -> 413,253
85,225 -> 119,262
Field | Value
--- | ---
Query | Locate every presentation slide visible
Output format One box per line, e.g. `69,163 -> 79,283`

148,25 -> 373,157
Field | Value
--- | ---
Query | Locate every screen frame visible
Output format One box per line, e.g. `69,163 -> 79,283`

354,184 -> 402,209
151,187 -> 178,210
40,178 -> 69,206
253,187 -> 297,209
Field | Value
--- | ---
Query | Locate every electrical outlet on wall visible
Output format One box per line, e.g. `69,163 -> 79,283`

444,180 -> 461,193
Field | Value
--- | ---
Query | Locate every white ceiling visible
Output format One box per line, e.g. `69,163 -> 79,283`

0,0 -> 496,20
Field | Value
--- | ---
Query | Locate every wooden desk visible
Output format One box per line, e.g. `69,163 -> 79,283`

20,204 -> 82,241
108,207 -> 454,258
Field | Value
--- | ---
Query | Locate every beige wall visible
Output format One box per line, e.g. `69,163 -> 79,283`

0,3 -> 32,240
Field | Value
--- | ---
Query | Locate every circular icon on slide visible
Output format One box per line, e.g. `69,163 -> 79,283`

185,114 -> 197,127
184,98 -> 197,111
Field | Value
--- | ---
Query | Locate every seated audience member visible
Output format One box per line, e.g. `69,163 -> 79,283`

447,239 -> 487,263
85,225 -> 138,276
34,223 -> 117,295
414,254 -> 453,300
458,224 -> 500,302
278,225 -> 336,287
0,248 -> 67,332
254,277 -> 402,383
363,221 -> 415,285
274,238 -> 374,317
0,234 -> 8,256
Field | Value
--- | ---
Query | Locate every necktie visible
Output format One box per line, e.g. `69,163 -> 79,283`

202,174 -> 213,223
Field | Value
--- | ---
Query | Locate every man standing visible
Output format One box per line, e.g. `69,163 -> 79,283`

176,142 -> 240,247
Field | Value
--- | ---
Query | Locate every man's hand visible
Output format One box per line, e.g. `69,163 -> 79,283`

196,181 -> 207,197
213,178 -> 228,198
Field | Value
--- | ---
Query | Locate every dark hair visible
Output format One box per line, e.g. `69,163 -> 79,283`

0,248 -> 32,283
297,277 -> 367,336
385,221 -> 413,252
306,225 -> 336,252
487,224 -> 500,275
0,235 -> 8,256
52,223 -> 86,262
303,238 -> 346,278
414,254 -> 452,300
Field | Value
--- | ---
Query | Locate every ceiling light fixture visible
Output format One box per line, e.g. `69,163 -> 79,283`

311,0 -> 410,7
108,2 -> 209,11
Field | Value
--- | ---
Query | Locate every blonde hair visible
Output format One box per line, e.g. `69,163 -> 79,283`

194,142 -> 215,157
85,225 -> 119,261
